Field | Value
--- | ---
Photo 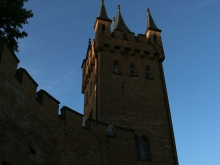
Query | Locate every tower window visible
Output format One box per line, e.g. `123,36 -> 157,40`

153,34 -> 157,44
107,125 -> 116,137
145,65 -> 153,79
140,138 -> 147,159
102,24 -> 106,35
130,63 -> 135,75
130,63 -> 137,77
113,60 -> 119,72
146,65 -> 151,79
135,135 -> 151,161
113,60 -> 122,75
123,33 -> 127,40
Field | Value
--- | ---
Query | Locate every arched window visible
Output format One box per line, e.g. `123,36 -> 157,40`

134,135 -> 151,161
102,24 -> 105,35
140,138 -> 147,159
146,65 -> 151,79
113,60 -> 122,74
113,60 -> 119,73
130,63 -> 135,76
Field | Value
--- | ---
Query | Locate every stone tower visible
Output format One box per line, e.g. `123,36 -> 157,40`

81,1 -> 178,164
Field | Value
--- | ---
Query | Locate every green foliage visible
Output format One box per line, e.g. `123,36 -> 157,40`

0,0 -> 33,52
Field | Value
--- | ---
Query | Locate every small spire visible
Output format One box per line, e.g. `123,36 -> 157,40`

88,38 -> 91,44
112,4 -> 131,33
146,8 -> 161,32
117,4 -> 120,9
98,0 -> 110,20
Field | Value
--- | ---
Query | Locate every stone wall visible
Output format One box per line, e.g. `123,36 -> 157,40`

0,40 -> 138,165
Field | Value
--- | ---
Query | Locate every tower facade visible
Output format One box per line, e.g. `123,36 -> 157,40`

81,1 -> 178,164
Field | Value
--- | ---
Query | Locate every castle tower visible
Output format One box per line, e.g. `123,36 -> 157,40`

81,1 -> 178,164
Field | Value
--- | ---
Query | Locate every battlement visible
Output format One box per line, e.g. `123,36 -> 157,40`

0,40 -> 140,165
0,39 -> 20,80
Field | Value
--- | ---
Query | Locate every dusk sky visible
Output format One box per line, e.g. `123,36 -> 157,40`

16,0 -> 220,164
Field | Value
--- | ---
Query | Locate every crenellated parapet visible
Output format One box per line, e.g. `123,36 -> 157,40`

0,38 -> 142,164
0,38 -> 60,113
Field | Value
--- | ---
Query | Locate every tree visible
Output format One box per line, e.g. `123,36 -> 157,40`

0,0 -> 33,52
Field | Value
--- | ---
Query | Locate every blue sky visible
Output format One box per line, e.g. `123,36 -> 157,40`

16,0 -> 220,164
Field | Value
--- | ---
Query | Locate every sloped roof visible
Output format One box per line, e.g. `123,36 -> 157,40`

112,4 -> 131,33
147,8 -> 161,32
97,0 -> 111,21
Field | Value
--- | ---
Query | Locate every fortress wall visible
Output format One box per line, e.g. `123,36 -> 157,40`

0,41 -> 138,165
0,42 -> 19,81
36,89 -> 60,114
15,68 -> 38,97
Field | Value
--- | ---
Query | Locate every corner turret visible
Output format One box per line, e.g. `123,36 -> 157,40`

94,0 -> 112,38
145,8 -> 164,61
146,8 -> 161,33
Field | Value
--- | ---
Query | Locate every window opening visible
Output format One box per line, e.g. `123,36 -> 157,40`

113,60 -> 119,73
130,63 -> 135,76
140,138 -> 147,159
102,24 -> 105,35
153,34 -> 157,44
146,65 -> 151,79
123,33 -> 127,39
108,125 -> 115,137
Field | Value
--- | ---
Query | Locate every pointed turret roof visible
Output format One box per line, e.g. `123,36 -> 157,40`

112,4 -> 131,33
147,8 -> 161,32
97,0 -> 111,21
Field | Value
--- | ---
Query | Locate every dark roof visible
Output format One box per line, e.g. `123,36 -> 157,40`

112,4 -> 131,33
97,0 -> 111,20
147,8 -> 161,32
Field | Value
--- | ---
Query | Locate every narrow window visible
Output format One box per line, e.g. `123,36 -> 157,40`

123,33 -> 127,39
108,125 -> 115,137
130,63 -> 135,76
140,138 -> 147,159
113,60 -> 119,73
146,65 -> 151,79
102,24 -> 105,35
153,34 -> 157,44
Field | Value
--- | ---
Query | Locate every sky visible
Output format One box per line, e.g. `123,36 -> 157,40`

16,0 -> 220,164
